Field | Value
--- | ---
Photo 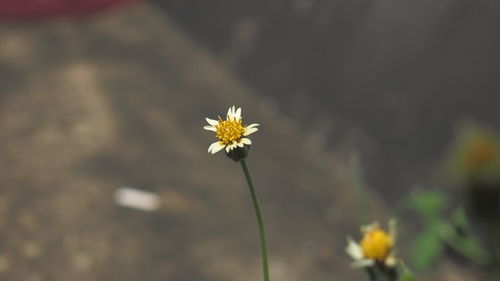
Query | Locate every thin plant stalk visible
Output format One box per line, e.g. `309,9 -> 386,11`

240,159 -> 270,281
350,151 -> 367,225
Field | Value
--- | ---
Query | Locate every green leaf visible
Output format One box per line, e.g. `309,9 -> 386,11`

410,190 -> 447,222
450,208 -> 468,229
398,271 -> 417,281
411,228 -> 444,271
437,220 -> 489,265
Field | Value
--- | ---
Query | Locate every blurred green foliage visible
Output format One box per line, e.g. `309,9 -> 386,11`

411,228 -> 443,271
349,149 -> 491,279
400,189 -> 488,271
409,190 -> 447,221
407,190 -> 446,271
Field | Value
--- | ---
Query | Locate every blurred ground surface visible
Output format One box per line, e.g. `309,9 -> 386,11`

0,1 -> 496,280
0,3 -> 374,281
0,0 -> 136,19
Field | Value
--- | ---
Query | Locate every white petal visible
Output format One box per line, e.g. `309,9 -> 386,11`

245,123 -> 259,129
235,107 -> 242,120
227,106 -> 235,119
237,142 -> 244,147
230,142 -> 239,151
226,144 -> 235,153
385,254 -> 397,268
346,237 -> 364,260
208,142 -> 225,154
351,259 -> 375,268
243,127 -> 259,137
205,118 -> 218,126
240,138 -> 251,145
203,125 -> 217,132
361,221 -> 380,233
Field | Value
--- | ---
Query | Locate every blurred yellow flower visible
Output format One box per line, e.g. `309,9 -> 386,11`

204,106 -> 259,154
361,227 -> 393,261
346,220 -> 397,268
447,123 -> 500,184
464,137 -> 497,169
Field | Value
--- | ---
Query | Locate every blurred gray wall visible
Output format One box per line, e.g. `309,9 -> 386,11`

158,0 -> 500,202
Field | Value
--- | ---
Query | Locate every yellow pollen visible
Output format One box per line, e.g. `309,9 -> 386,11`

215,117 -> 245,145
464,138 -> 497,169
360,229 -> 393,261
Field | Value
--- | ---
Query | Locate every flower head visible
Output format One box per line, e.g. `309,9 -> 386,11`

346,220 -> 398,268
204,106 -> 259,155
447,122 -> 500,185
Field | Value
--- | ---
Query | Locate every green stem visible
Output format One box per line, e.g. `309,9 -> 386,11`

240,159 -> 270,281
350,151 -> 366,225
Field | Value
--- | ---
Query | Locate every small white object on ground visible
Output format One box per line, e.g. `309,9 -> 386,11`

114,187 -> 160,211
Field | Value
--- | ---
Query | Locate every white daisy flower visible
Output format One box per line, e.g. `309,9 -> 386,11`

346,220 -> 398,269
204,106 -> 259,154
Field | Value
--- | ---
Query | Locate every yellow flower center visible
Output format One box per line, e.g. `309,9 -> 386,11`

465,138 -> 497,170
360,229 -> 393,261
215,117 -> 245,145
